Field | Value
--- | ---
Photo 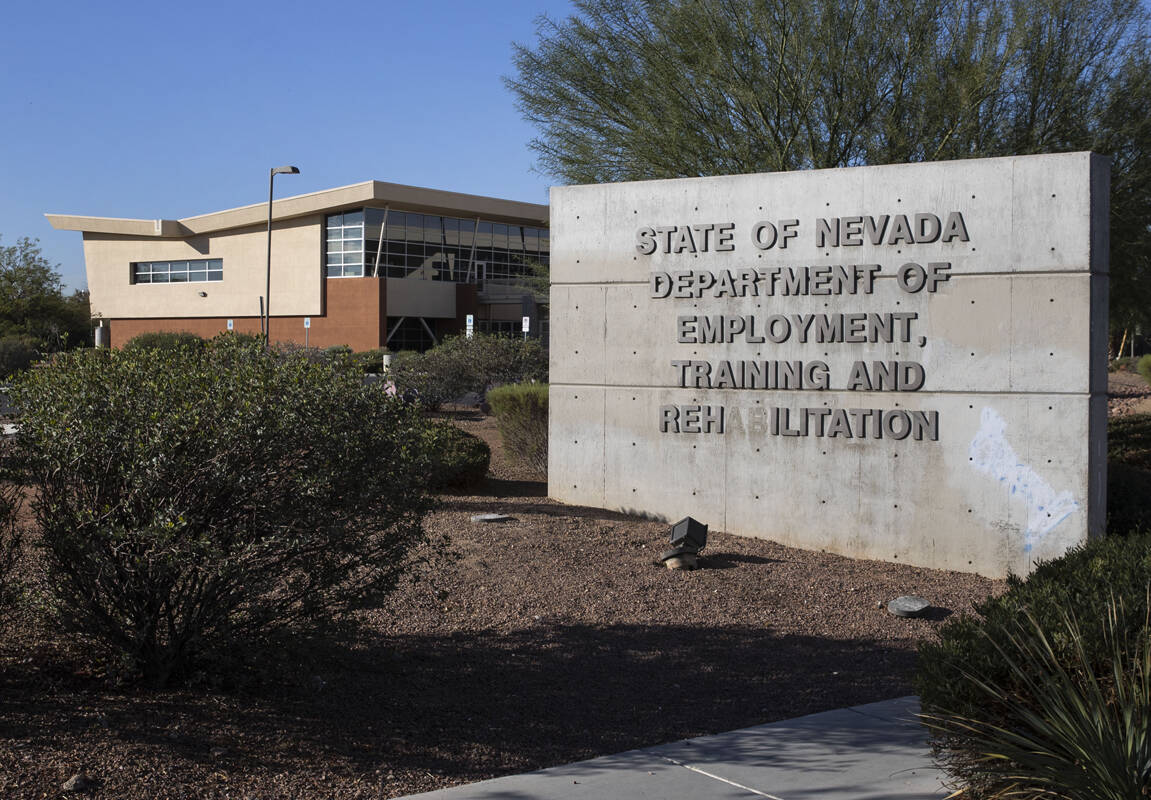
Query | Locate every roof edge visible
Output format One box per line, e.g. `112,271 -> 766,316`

48,180 -> 550,238
45,214 -> 183,236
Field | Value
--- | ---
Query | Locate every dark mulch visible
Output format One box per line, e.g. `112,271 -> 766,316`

0,412 -> 1004,799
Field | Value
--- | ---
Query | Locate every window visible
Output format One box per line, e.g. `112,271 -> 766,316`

133,259 -> 223,284
330,207 -> 549,285
326,211 -> 364,277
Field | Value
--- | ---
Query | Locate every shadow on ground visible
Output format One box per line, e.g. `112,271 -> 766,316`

0,621 -> 917,792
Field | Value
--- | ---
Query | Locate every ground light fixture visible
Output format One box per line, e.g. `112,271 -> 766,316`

265,165 -> 300,344
660,516 -> 708,570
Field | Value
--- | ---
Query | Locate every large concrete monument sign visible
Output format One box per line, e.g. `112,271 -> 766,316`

548,153 -> 1109,578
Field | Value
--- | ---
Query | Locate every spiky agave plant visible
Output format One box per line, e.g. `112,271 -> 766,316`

922,594 -> 1151,799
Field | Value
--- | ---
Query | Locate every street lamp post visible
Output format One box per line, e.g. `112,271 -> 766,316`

265,165 -> 300,345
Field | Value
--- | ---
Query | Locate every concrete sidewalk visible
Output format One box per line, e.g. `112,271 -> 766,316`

399,696 -> 949,799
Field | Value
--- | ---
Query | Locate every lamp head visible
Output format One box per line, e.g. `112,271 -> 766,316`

271,165 -> 300,176
668,517 -> 707,552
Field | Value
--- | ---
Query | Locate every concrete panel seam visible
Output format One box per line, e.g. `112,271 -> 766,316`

655,755 -> 785,800
551,383 -> 1097,398
552,269 -> 1094,288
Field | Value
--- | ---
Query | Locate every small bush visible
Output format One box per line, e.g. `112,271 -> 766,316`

122,330 -> 205,353
487,383 -> 548,477
421,423 -> 490,490
1138,354 -> 1151,387
0,336 -> 38,378
10,334 -> 435,685
1109,355 -> 1139,373
388,334 -> 548,410
917,533 -> 1151,797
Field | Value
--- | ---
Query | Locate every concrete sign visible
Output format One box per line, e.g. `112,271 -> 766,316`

548,153 -> 1109,577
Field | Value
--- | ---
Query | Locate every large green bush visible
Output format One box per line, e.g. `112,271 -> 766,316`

0,335 -> 38,378
421,423 -> 490,490
388,333 -> 547,409
10,335 -> 435,685
487,383 -> 548,477
122,330 -> 205,353
917,533 -> 1151,797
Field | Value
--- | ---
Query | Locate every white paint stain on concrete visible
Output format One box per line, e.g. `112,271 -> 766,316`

969,407 -> 1079,553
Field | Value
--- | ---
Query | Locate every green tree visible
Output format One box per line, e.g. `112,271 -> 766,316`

507,0 -> 1151,332
0,235 -> 92,363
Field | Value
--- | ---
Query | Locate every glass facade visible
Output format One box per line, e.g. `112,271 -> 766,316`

325,207 -> 549,285
386,316 -> 436,352
133,259 -> 223,284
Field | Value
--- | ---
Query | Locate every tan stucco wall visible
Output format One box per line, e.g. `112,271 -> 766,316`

108,277 -> 388,351
83,215 -> 323,320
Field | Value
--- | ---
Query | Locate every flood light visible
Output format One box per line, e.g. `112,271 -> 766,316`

660,516 -> 708,569
669,516 -> 707,552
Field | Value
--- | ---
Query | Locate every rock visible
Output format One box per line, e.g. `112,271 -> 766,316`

62,773 -> 95,793
664,554 -> 699,570
470,513 -> 512,523
210,747 -> 228,758
888,595 -> 931,618
659,544 -> 702,570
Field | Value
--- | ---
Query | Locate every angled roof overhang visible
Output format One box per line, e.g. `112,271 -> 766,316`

46,180 -> 550,238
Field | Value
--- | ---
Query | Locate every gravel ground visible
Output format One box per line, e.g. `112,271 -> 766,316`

0,408 -> 1029,800
1109,368 -> 1151,417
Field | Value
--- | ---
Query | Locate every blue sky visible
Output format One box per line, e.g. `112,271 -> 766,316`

0,0 -> 576,291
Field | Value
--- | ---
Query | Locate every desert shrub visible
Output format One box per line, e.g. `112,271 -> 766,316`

445,332 -> 548,390
9,335 -> 435,685
122,330 -> 205,353
921,598 -> 1150,800
487,383 -> 548,476
917,533 -> 1151,798
1138,354 -> 1151,387
0,336 -> 38,378
421,423 -> 490,490
388,334 -> 548,409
